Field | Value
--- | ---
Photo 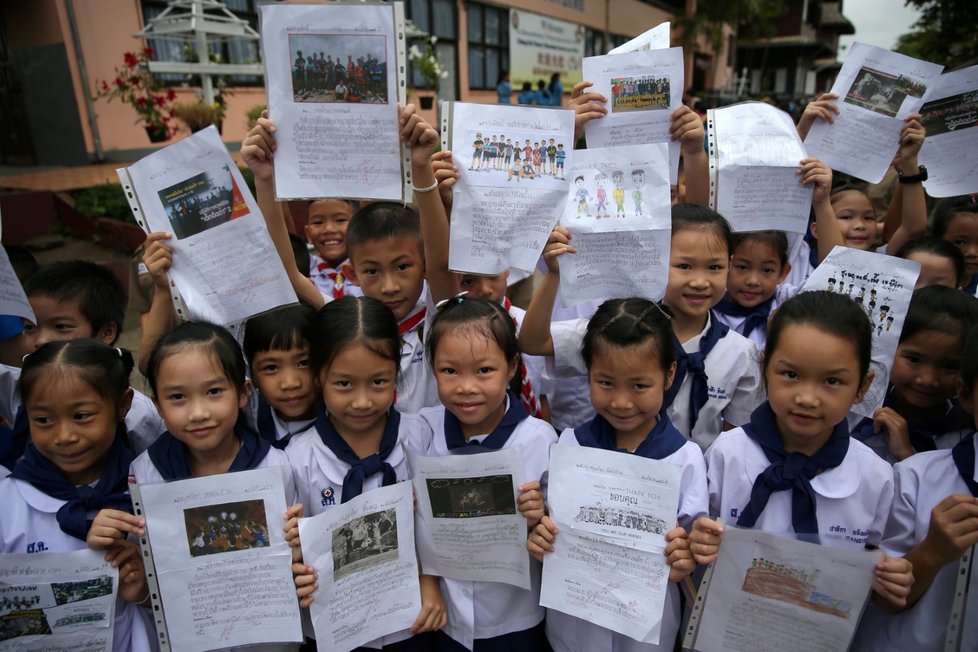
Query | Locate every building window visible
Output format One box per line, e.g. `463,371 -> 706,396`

467,2 -> 508,90
584,29 -> 628,57
406,0 -> 458,98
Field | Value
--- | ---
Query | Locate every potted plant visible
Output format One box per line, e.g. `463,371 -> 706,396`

93,48 -> 176,143
408,37 -> 447,109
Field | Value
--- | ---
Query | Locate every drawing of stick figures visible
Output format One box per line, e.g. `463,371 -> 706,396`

877,324 -> 884,336
847,283 -> 854,295
886,316 -> 894,331
631,169 -> 644,216
828,277 -> 837,292
879,305 -> 889,322
855,287 -> 865,305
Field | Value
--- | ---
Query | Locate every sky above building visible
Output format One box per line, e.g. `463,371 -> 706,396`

838,0 -> 922,57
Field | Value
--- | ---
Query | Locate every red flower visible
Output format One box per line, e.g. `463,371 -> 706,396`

167,89 -> 177,101
114,77 -> 126,89
136,97 -> 147,108
124,52 -> 139,68
143,48 -> 155,57
100,80 -> 109,91
153,95 -> 167,107
131,77 -> 140,88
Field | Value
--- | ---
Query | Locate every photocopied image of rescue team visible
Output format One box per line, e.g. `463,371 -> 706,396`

468,132 -> 569,181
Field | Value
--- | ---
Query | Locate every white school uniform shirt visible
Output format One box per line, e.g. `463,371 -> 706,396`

395,290 -> 441,415
852,443 -> 975,652
0,477 -> 155,652
244,392 -> 315,445
0,364 -> 166,455
0,464 -> 8,479
705,426 -> 894,548
785,233 -> 815,288
285,413 -> 433,648
545,429 -> 708,652
419,402 -> 557,650
551,315 -> 763,451
713,283 -> 798,351
308,255 -> 362,299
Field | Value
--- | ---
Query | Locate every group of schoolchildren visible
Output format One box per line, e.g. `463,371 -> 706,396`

1,65 -> 977,652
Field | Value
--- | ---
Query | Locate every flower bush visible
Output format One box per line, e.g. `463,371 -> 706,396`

408,37 -> 448,89
93,48 -> 177,137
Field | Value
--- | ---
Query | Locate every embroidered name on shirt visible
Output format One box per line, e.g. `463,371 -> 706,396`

707,385 -> 729,400
26,541 -> 48,553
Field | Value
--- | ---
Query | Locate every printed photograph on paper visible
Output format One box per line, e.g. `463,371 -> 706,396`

331,508 -> 398,581
610,76 -> 671,113
426,475 -> 517,518
844,67 -> 927,117
183,499 -> 271,558
921,89 -> 978,136
50,577 -> 112,606
157,164 -> 250,240
741,557 -> 856,619
0,589 -> 46,615
573,505 -> 669,535
0,610 -> 52,642
463,132 -> 570,182
289,33 -> 389,104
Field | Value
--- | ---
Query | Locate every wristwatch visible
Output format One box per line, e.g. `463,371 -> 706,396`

897,165 -> 927,184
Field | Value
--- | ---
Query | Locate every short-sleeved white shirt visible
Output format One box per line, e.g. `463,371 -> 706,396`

395,294 -> 440,415
418,403 -> 557,650
713,283 -> 798,351
705,426 -> 894,548
545,428 -> 708,652
308,255 -> 362,299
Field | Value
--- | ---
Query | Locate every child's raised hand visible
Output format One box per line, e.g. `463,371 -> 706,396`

799,158 -> 833,204
569,80 -> 607,143
893,114 -> 925,173
431,150 -> 458,208
873,553 -> 914,609
283,503 -> 304,562
411,574 -> 447,634
527,515 -> 558,562
143,231 -> 173,290
517,480 -> 545,527
400,103 -> 440,168
543,226 -> 576,275
690,517 -> 725,565
292,561 -> 318,608
921,494 -> 978,565
241,112 -> 277,181
87,509 -> 145,550
670,105 -> 705,156
664,525 -> 695,583
796,93 -> 840,140
108,541 -> 149,604
872,407 -> 914,462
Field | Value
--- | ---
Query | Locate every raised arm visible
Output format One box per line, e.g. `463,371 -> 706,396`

672,105 -> 708,205
883,115 -> 928,253
136,232 -> 179,376
804,158 -> 844,262
796,93 -> 840,141
568,81 -> 607,147
517,226 -> 575,356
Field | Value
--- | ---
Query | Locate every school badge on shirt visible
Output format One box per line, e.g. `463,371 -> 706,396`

321,487 -> 336,507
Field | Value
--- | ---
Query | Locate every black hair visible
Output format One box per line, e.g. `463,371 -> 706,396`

931,196 -> 978,238
345,203 -> 423,263
426,297 -> 520,393
671,203 -> 733,254
288,233 -> 311,278
497,70 -> 509,85
146,321 -> 247,397
24,260 -> 126,343
895,236 -> 966,286
764,291 -> 873,379
5,246 -> 39,285
243,303 -> 317,365
731,231 -> 789,266
522,81 -> 532,91
308,296 -> 400,383
582,299 -> 675,374
900,286 -> 978,345
961,324 -> 978,398
20,339 -> 134,410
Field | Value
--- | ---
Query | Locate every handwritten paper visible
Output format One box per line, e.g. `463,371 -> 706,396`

557,144 -> 672,306
299,482 -> 419,652
800,246 -> 920,420
0,246 -> 34,325
540,445 -> 679,644
407,447 -> 531,590
444,102 -> 575,274
582,47 -> 684,183
689,528 -> 877,652
919,64 -> 978,197
805,42 -> 944,184
709,102 -> 813,234
261,2 -> 406,200
134,467 -> 302,652
0,549 -> 117,652
608,22 -> 670,54
122,127 -> 297,326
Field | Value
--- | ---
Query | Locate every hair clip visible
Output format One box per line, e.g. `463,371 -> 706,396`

115,347 -> 124,358
638,302 -> 671,322
435,291 -> 468,311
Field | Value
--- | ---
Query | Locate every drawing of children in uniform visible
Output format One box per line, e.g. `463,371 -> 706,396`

595,172 -> 609,218
503,139 -> 514,169
547,138 -> 557,175
471,133 -> 484,170
508,147 -> 521,182
612,170 -> 626,218
555,144 -> 566,179
631,169 -> 645,216
575,176 -> 591,218
533,142 -> 543,175
523,139 -> 533,166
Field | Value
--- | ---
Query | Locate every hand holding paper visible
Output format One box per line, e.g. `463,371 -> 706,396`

796,93 -> 840,140
690,516 -> 725,565
527,515 -> 558,562
569,80 -> 608,143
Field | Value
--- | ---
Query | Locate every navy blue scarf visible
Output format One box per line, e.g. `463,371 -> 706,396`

444,394 -> 528,454
663,312 -> 729,430
736,402 -> 850,536
964,272 -> 978,296
315,406 -> 400,503
714,295 -> 775,339
952,433 -> 978,497
256,397 -> 312,450
0,407 -> 29,470
147,422 -> 271,481
574,412 -> 687,459
10,431 -> 134,541
851,387 -> 965,454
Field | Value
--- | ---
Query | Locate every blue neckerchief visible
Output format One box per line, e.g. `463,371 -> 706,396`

952,433 -> 978,497
255,397 -> 311,450
714,294 -> 775,339
663,311 -> 729,431
804,227 -> 819,269
147,422 -> 271,481
444,394 -> 528,454
851,385 -> 966,453
0,407 -> 29,470
574,412 -> 686,460
315,406 -> 400,504
736,402 -> 850,537
10,430 -> 134,541
965,272 -> 978,296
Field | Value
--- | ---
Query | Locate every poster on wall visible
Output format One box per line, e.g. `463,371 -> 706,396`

508,9 -> 584,92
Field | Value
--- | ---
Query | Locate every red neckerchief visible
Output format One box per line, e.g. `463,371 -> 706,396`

503,297 -> 542,419
316,261 -> 346,300
398,305 -> 427,337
